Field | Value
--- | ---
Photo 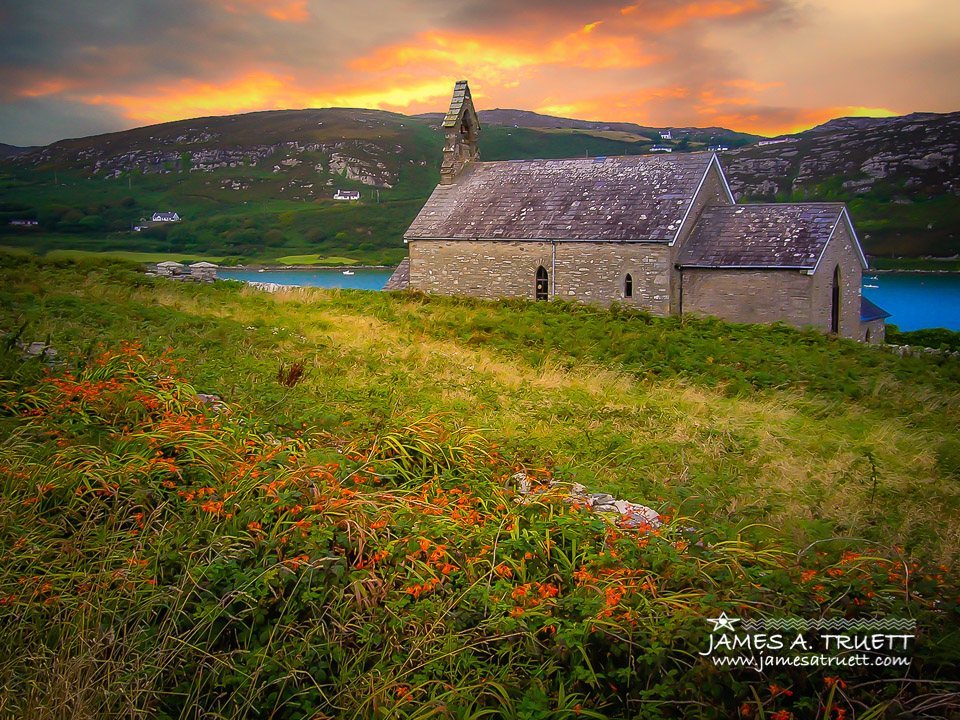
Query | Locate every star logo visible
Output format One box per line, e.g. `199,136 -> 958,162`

706,612 -> 740,632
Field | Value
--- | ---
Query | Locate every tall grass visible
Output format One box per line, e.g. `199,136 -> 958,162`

2,255 -> 960,717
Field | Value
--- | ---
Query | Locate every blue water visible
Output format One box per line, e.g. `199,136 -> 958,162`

218,267 -> 394,291
217,267 -> 960,332
862,273 -> 960,331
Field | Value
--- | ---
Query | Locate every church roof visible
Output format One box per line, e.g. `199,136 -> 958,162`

677,203 -> 867,270
406,153 -> 721,243
383,257 -> 410,291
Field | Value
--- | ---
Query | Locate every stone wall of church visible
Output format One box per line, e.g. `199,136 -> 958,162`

808,220 -> 863,339
679,219 -> 864,339
409,240 -> 673,315
680,268 -> 812,328
668,162 -> 734,314
861,319 -> 886,344
554,242 -> 673,314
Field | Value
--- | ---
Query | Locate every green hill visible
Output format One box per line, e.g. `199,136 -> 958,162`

1,108 -> 958,265
1,254 -> 959,716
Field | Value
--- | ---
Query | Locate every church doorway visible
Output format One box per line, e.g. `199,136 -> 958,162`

831,266 -> 841,334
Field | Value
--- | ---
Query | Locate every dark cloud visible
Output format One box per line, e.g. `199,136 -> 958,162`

0,0 -> 955,144
0,95 -> 129,146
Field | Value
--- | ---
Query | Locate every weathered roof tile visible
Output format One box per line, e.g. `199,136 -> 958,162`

406,153 -> 715,242
677,203 -> 846,269
383,257 -> 410,291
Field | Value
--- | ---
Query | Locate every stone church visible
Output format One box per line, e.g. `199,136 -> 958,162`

387,81 -> 888,342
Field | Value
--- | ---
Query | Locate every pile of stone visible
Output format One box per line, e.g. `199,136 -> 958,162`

196,393 -> 229,413
18,341 -> 58,363
885,343 -> 960,359
511,472 -> 662,530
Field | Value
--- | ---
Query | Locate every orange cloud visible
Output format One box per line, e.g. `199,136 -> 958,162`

723,78 -> 784,92
78,71 -> 462,125
17,78 -> 70,98
621,0 -> 769,30
536,86 -> 690,121
81,72 -> 302,124
351,25 -> 658,84
218,0 -> 310,22
708,105 -> 899,136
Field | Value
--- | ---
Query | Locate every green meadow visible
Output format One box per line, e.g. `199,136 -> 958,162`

1,255 -> 958,718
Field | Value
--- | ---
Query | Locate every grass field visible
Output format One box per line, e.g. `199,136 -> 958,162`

1,254 -> 958,718
44,248 -> 230,263
274,253 -> 361,265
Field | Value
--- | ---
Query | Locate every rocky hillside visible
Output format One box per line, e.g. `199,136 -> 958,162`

0,143 -> 31,159
416,108 -> 757,144
9,108 -> 439,195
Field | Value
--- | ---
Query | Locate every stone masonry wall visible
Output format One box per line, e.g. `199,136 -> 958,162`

681,268 -> 812,327
409,240 -> 673,314
668,163 -> 734,314
410,240 -> 552,301
809,220 -> 863,339
555,242 -> 672,314
861,318 -> 885,344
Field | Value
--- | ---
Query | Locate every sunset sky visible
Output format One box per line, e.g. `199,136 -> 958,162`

1,0 -> 959,146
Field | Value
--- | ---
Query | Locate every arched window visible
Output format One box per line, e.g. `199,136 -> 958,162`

535,266 -> 549,301
865,328 -> 872,344
624,273 -> 633,298
830,265 -> 841,334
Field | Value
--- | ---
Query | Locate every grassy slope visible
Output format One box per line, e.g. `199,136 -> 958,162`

3,255 -> 959,563
2,256 -> 959,717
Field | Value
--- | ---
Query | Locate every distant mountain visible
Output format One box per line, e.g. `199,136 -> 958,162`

415,108 -> 758,142
1,106 -> 957,260
0,143 -> 33,158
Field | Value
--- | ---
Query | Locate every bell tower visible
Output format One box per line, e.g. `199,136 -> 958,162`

440,80 -> 481,184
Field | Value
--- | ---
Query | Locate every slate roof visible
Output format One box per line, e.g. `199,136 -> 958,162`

383,257 -> 410,291
861,296 -> 891,322
677,203 -> 856,270
443,81 -> 471,128
406,153 -> 719,242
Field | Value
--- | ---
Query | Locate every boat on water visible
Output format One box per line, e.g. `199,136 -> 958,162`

864,284 -> 879,289
342,270 -> 355,276
258,268 -> 265,273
